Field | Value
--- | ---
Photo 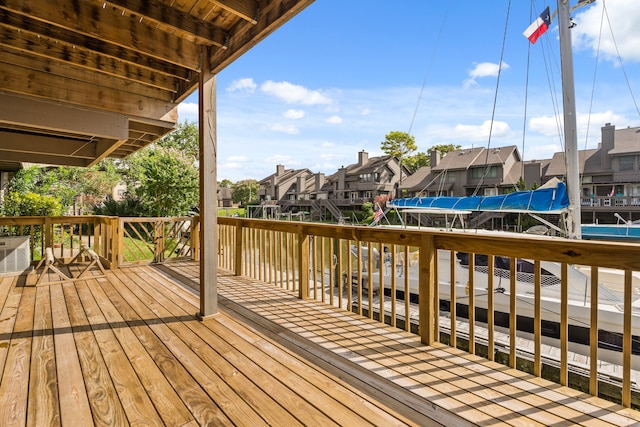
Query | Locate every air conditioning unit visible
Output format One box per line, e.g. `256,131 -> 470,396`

0,236 -> 31,274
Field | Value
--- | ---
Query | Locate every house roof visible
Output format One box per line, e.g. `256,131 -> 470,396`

259,168 -> 313,186
608,127 -> 640,155
347,154 -> 398,177
432,147 -> 485,171
469,145 -> 520,167
399,166 -> 433,192
0,0 -> 313,167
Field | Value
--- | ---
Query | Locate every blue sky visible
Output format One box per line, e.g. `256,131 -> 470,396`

178,0 -> 640,182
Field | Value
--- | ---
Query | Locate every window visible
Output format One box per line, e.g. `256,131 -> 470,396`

472,166 -> 498,179
619,155 -> 635,171
359,173 -> 372,182
447,172 -> 456,182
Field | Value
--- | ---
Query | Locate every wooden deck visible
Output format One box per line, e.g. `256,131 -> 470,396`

2,262 -> 640,426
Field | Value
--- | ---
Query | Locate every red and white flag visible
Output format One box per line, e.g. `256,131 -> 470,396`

523,6 -> 551,44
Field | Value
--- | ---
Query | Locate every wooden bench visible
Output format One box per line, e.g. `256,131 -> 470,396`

33,245 -> 106,285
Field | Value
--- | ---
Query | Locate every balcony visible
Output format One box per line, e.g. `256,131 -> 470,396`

2,215 -> 640,424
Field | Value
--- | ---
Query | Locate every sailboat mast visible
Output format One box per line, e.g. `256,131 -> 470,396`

557,0 -> 582,239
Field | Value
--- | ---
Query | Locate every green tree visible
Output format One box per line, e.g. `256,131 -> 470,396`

232,180 -> 259,205
219,179 -> 233,188
380,131 -> 417,186
380,131 -> 417,160
156,120 -> 199,163
403,152 -> 430,174
126,148 -> 199,217
431,143 -> 460,157
3,192 -> 62,217
403,144 -> 462,174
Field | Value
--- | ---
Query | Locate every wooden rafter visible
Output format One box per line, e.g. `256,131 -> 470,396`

0,0 -> 314,167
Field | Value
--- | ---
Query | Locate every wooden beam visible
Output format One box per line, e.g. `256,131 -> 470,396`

105,0 -> 227,46
0,131 -> 100,158
0,1 -> 201,70
0,62 -> 177,120
0,38 -> 179,93
0,149 -> 91,167
0,48 -> 174,101
0,92 -> 129,140
0,13 -> 193,81
211,0 -> 258,24
198,46 -> 218,318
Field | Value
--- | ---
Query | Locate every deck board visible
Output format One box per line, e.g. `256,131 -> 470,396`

3,260 -> 640,426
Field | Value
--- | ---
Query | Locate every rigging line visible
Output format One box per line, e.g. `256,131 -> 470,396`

538,15 -> 565,168
521,0 -> 538,184
583,0 -> 605,152
406,6 -> 448,136
473,0 -> 512,197
602,0 -> 640,119
415,169 -> 446,197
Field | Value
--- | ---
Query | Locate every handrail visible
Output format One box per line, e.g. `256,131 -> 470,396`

217,216 -> 640,407
3,214 -> 640,407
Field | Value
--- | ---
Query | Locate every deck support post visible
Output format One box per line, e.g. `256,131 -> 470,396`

198,45 -> 218,319
419,235 -> 436,344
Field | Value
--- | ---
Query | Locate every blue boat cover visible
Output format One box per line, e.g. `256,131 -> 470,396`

389,181 -> 569,214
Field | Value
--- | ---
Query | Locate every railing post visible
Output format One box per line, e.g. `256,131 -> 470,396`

44,216 -> 52,249
191,216 -> 200,261
112,216 -> 122,269
419,234 -> 436,345
298,226 -> 309,300
234,220 -> 244,276
154,219 -> 164,263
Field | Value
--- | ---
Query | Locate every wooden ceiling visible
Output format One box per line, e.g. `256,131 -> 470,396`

0,0 -> 314,168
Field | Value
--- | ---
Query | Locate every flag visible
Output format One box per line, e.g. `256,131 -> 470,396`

373,206 -> 384,223
523,6 -> 551,44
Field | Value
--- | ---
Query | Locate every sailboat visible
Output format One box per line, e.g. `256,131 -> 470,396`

373,0 -> 640,368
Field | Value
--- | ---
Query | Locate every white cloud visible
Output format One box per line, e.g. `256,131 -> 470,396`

227,155 -> 250,163
320,153 -> 343,161
227,78 -> 257,93
529,111 -> 628,144
453,120 -> 512,141
261,80 -> 332,105
177,102 -> 198,122
463,62 -> 509,88
325,115 -> 343,124
574,0 -> 640,62
283,109 -> 305,119
265,155 -> 300,166
268,123 -> 300,134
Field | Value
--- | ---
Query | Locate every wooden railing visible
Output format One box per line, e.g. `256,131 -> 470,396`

0,215 -> 196,269
0,215 -> 118,267
3,214 -> 640,408
217,216 -> 640,408
117,216 -> 196,266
